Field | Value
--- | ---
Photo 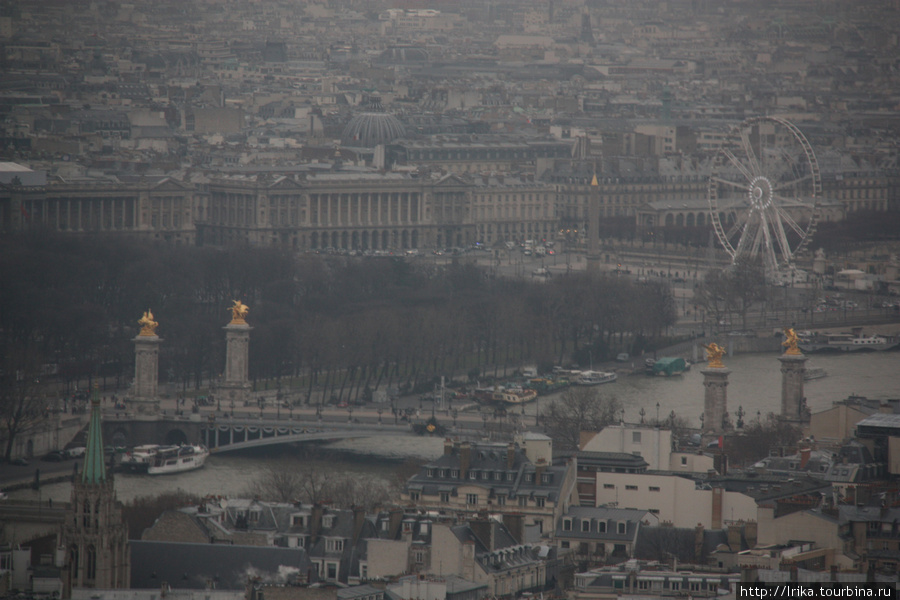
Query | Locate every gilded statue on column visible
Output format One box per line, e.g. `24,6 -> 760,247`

229,300 -> 249,324
138,309 -> 159,336
782,327 -> 802,355
702,342 -> 727,368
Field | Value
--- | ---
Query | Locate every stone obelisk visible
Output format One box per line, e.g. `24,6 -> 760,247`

586,173 -> 601,274
132,309 -> 161,415
219,300 -> 252,412
778,327 -> 809,423
701,342 -> 730,435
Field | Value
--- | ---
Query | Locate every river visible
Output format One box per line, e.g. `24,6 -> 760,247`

9,350 -> 899,505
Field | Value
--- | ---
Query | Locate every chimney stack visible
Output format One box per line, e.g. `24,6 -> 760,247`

352,505 -> 366,543
507,442 -> 516,470
445,438 -> 454,456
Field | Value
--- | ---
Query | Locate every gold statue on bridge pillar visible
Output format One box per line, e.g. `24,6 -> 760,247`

229,300 -> 249,325
138,309 -> 159,336
702,342 -> 727,368
782,327 -> 802,355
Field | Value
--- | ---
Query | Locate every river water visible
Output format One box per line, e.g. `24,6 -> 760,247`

10,350 -> 899,505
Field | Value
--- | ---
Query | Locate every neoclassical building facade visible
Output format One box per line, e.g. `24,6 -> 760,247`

1,160 -> 893,252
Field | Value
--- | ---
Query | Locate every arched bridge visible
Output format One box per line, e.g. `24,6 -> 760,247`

103,413 -> 491,453
203,419 -> 420,453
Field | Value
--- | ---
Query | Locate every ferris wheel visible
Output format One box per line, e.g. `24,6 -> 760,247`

707,116 -> 822,275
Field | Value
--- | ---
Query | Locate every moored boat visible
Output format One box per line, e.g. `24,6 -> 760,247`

525,377 -> 571,395
804,366 -> 827,381
119,444 -> 161,473
646,357 -> 688,377
575,370 -> 618,385
146,443 -> 209,475
798,330 -> 899,353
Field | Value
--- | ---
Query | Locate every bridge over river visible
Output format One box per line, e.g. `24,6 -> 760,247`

101,408 -> 511,454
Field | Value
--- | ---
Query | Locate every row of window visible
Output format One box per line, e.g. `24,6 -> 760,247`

562,518 -> 627,534
424,467 -> 551,484
409,490 -> 547,508
602,484 -> 661,492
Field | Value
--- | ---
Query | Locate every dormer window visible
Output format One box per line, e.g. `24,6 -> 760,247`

581,520 -> 591,532
542,473 -> 552,484
563,518 -> 572,531
451,469 -> 459,478
292,514 -> 308,527
323,515 -> 335,528
617,522 -> 626,534
426,468 -> 434,477
481,471 -> 490,480
469,470 -> 477,480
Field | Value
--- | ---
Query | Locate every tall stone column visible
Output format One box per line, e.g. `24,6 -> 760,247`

218,301 -> 252,412
699,342 -> 730,435
779,353 -> 808,421
131,310 -> 161,415
702,367 -> 730,434
779,328 -> 809,423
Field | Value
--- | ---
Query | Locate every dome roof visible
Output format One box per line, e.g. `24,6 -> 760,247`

341,112 -> 406,148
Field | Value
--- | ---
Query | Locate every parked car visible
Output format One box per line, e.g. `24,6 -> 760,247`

10,457 -> 29,466
66,446 -> 86,458
41,451 -> 67,462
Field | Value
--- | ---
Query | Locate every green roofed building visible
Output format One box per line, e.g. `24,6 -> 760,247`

59,387 -> 130,596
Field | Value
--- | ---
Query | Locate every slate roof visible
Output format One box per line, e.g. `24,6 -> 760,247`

131,540 -> 312,590
407,441 -> 569,502
555,506 -> 651,542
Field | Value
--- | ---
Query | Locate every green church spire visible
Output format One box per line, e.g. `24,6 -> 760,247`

81,385 -> 108,484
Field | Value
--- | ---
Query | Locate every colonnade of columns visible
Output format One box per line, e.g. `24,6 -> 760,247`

309,191 -> 420,227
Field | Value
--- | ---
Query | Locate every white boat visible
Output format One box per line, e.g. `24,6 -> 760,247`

803,366 -> 827,381
146,444 -> 209,475
799,331 -> 898,353
575,370 -> 618,385
120,444 -> 161,473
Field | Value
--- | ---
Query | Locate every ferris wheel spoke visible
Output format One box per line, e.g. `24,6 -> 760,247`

771,192 -> 809,208
768,208 -> 795,262
734,213 -> 759,257
710,176 -> 748,191
757,212 -> 781,268
739,128 -> 763,177
722,148 -> 755,183
772,173 -> 813,194
725,209 -> 752,240
773,206 -> 807,237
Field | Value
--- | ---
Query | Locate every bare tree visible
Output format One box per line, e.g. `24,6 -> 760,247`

1,339 -> 47,462
541,386 -> 622,453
